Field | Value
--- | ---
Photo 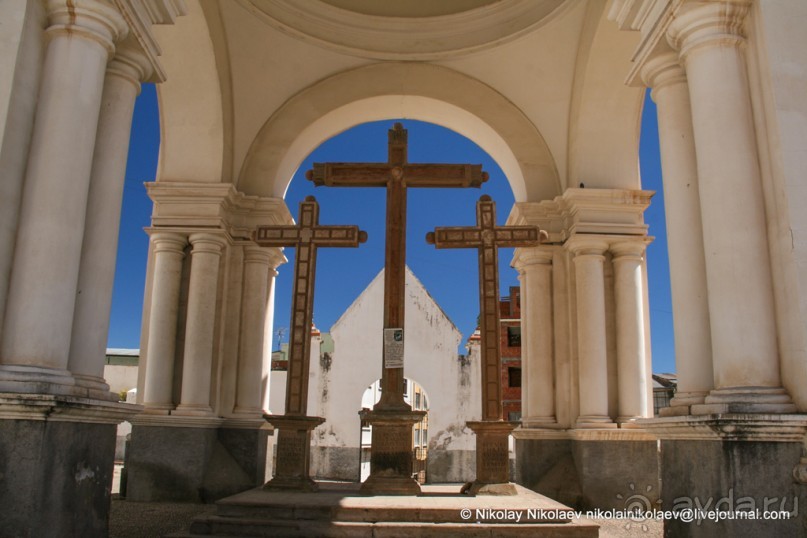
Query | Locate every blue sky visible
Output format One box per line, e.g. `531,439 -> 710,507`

108,85 -> 675,373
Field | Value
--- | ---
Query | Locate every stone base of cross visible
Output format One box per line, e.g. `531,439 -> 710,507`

462,420 -> 520,496
359,408 -> 426,495
263,415 -> 325,492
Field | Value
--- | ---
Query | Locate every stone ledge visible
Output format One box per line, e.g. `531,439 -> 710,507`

131,413 -> 224,428
512,427 -> 657,441
636,413 -> 807,441
0,392 -> 141,424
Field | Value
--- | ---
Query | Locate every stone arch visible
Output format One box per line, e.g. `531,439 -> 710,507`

238,63 -> 561,202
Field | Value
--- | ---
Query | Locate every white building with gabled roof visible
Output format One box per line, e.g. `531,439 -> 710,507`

303,266 -> 481,483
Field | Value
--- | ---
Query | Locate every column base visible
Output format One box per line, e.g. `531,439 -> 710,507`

141,402 -> 174,414
359,408 -> 425,495
693,386 -> 796,415
263,414 -> 324,492
575,415 -> 617,429
466,420 -> 518,494
174,403 -> 215,417
73,373 -> 116,400
616,416 -> 647,428
0,365 -> 86,397
520,416 -> 561,429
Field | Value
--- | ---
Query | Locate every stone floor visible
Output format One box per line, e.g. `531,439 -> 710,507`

109,466 -> 662,537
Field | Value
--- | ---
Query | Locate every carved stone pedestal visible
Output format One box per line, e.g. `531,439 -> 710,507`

465,420 -> 519,495
359,409 -> 425,495
263,414 -> 324,491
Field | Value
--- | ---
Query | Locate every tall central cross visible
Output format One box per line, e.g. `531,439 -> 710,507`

427,195 -> 545,494
254,196 -> 367,491
307,123 -> 488,410
307,123 -> 487,494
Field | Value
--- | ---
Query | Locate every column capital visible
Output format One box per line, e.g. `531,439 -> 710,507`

244,245 -> 288,270
667,0 -> 750,63
151,231 -> 187,254
610,239 -> 648,260
189,232 -> 227,254
45,0 -> 129,57
107,38 -> 153,92
566,236 -> 610,258
641,51 -> 686,96
512,247 -> 553,273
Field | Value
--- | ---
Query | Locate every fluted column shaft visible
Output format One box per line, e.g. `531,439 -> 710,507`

0,0 -> 127,382
515,247 -> 556,426
612,241 -> 650,422
669,1 -> 793,410
68,42 -> 152,393
141,233 -> 187,411
570,238 -> 615,428
234,247 -> 285,416
175,233 -> 226,416
641,51 -> 714,407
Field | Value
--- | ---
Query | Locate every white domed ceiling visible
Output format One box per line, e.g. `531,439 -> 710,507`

239,0 -> 569,59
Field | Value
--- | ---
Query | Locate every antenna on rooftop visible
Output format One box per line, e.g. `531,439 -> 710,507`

274,327 -> 287,350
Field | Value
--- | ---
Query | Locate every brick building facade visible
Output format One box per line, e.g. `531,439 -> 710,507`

500,286 -> 522,421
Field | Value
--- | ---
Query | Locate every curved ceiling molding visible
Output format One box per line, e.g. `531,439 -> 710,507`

238,62 -> 560,202
237,0 -> 568,60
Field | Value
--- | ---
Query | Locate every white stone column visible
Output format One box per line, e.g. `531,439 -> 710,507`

68,42 -> 152,396
141,232 -> 187,412
514,247 -> 557,427
668,1 -> 794,412
175,233 -> 227,416
233,246 -> 285,416
0,0 -> 127,388
569,238 -> 615,428
611,240 -> 650,423
641,51 -> 714,410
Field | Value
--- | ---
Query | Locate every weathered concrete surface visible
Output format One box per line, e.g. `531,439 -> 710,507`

572,440 -> 659,511
125,425 -> 268,502
660,440 -> 806,538
515,438 -> 659,511
310,446 -> 360,481
427,449 -> 476,483
0,419 -> 117,538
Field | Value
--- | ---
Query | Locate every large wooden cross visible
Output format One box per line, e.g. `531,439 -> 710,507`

254,196 -> 366,491
307,123 -> 487,411
427,194 -> 544,420
427,195 -> 545,494
254,196 -> 367,416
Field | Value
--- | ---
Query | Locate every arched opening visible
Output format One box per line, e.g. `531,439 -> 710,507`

237,63 -> 560,202
271,119 -> 519,361
359,378 -> 430,483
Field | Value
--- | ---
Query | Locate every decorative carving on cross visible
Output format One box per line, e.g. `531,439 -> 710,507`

428,194 -> 546,495
253,195 -> 366,491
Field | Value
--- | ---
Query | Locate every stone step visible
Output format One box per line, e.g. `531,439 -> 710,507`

174,517 -> 598,537
168,483 -> 599,537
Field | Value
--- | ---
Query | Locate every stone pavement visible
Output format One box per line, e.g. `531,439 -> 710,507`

110,466 -> 661,538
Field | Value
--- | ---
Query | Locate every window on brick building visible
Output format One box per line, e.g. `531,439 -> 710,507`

507,326 -> 521,346
508,367 -> 521,388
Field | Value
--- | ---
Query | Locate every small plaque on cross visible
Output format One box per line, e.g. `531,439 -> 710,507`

383,328 -> 404,369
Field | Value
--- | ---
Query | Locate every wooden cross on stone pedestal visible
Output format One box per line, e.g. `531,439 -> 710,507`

307,122 -> 487,495
254,195 -> 367,491
427,194 -> 546,495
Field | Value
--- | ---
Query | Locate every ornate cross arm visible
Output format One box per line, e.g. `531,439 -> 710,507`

253,195 -> 368,248
426,226 -> 545,248
307,163 -> 487,188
